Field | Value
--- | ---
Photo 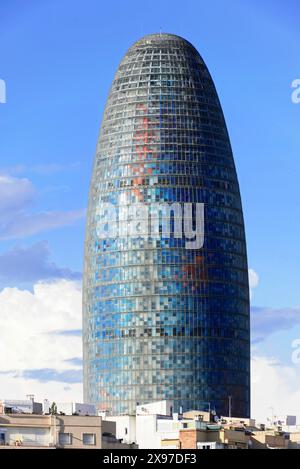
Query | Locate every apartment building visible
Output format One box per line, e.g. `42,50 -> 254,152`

0,413 -> 130,449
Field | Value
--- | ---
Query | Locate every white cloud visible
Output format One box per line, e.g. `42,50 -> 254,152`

0,209 -> 85,240
0,175 -> 35,214
0,374 -> 82,403
0,174 -> 85,239
0,242 -> 81,288
248,268 -> 259,301
0,280 -> 83,401
251,306 -> 300,343
1,162 -> 80,176
251,355 -> 300,424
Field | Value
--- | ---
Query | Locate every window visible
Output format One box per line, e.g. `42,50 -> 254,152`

59,433 -> 72,445
83,433 -> 96,445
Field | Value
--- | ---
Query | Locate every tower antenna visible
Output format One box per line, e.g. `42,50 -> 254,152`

228,395 -> 232,418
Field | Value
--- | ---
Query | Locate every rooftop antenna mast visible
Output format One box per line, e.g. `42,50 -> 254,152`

228,395 -> 232,418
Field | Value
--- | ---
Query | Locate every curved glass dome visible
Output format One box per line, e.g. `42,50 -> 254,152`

83,33 -> 250,417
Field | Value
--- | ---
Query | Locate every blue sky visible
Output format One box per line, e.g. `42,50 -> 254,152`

0,0 -> 300,421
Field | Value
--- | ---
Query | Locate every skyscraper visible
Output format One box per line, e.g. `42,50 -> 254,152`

83,33 -> 250,417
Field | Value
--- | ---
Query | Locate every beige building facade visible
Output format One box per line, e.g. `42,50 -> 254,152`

0,413 -> 130,449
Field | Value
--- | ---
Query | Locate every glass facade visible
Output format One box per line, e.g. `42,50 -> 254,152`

83,34 -> 250,417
